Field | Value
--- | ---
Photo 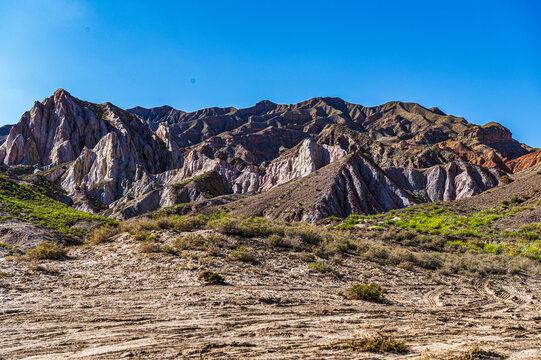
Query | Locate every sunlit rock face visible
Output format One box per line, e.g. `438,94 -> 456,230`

0,89 -> 182,206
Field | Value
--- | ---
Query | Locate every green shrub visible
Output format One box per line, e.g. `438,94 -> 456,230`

342,282 -> 386,302
308,261 -> 333,273
198,270 -> 224,283
499,175 -> 513,185
230,246 -> 255,263
161,244 -> 177,255
174,234 -> 207,251
25,242 -> 66,260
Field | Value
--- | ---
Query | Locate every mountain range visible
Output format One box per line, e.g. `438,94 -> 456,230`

0,89 -> 540,225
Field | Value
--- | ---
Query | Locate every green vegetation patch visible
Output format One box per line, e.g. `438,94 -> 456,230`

0,175 -> 115,237
25,241 -> 66,260
342,282 -> 386,302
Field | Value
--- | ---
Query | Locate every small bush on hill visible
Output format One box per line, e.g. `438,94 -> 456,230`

138,239 -> 162,253
308,261 -> 333,273
343,333 -> 408,353
90,224 -> 119,244
198,270 -> 224,283
230,246 -> 255,263
499,175 -> 513,185
342,282 -> 386,302
25,242 -> 66,260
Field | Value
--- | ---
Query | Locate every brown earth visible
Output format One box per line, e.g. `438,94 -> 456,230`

1,231 -> 540,359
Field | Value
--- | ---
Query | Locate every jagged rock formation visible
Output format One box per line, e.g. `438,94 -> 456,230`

0,125 -> 12,145
0,89 -> 182,206
0,90 -> 536,221
103,170 -> 229,220
131,98 -> 532,173
227,154 -> 500,223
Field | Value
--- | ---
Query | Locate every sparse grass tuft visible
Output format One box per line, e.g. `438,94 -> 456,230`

342,333 -> 408,353
440,345 -> 504,360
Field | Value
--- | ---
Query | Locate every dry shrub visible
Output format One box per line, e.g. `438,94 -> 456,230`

198,270 -> 224,283
25,242 -> 66,260
230,246 -> 256,263
138,240 -> 161,253
342,333 -> 408,353
90,224 -> 119,245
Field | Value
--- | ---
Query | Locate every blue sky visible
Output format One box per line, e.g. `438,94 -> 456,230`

1,0 -> 540,145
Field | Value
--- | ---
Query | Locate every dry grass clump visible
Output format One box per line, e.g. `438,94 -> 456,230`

229,246 -> 255,263
207,216 -> 278,238
161,244 -> 177,255
266,234 -> 299,249
174,234 -> 208,251
425,345 -> 504,360
25,242 -> 66,260
119,219 -> 158,241
382,230 -> 446,251
439,253 -> 513,276
313,235 -> 356,258
342,282 -> 386,302
342,333 -> 408,353
138,239 -> 162,253
388,248 -> 443,270
499,175 -> 513,185
296,252 -> 316,263
173,233 -> 225,254
89,224 -> 119,244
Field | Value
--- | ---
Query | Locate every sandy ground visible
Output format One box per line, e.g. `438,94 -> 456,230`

1,233 -> 541,359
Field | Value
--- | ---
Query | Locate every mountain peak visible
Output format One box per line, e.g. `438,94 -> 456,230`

54,88 -> 71,97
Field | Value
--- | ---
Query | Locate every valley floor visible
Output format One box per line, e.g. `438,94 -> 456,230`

1,234 -> 541,359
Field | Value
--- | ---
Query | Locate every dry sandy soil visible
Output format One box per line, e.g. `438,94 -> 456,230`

1,231 -> 541,359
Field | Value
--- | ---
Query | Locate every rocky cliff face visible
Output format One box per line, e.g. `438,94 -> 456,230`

227,155 -> 499,223
132,97 -> 532,175
1,90 -> 182,206
0,90 -> 534,221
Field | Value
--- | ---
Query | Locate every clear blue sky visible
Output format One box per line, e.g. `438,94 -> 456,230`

1,0 -> 540,146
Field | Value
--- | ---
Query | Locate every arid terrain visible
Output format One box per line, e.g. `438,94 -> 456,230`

1,90 -> 541,359
2,206 -> 541,359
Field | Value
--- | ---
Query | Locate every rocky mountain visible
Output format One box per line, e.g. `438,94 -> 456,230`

226,154 -> 500,223
0,89 -> 183,206
0,90 -> 537,223
0,124 -> 13,145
